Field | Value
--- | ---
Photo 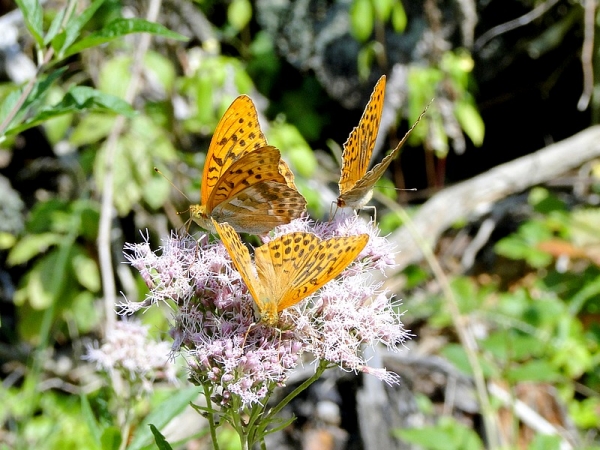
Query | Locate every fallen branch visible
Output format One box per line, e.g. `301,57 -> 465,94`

389,125 -> 600,272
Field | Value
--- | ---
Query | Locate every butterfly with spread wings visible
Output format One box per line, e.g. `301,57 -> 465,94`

213,219 -> 368,326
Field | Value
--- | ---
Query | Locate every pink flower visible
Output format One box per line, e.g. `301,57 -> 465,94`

85,320 -> 177,394
121,214 -> 409,408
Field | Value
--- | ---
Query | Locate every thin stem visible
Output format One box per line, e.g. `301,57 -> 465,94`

244,389 -> 277,447
97,0 -> 162,335
201,381 -> 221,450
375,193 -> 500,449
0,47 -> 53,136
0,0 -> 78,136
263,360 -> 329,425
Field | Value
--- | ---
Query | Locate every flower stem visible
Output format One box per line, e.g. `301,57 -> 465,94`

201,382 -> 221,450
262,360 -> 330,428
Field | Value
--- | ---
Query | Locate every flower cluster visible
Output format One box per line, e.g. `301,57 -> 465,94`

121,213 -> 409,408
85,320 -> 177,394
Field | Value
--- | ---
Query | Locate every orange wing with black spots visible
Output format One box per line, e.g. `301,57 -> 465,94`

337,76 -> 427,209
190,96 -> 306,234
214,220 -> 368,326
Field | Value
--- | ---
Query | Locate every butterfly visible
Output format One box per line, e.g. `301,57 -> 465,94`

337,75 -> 427,210
189,95 -> 306,235
213,219 -> 369,326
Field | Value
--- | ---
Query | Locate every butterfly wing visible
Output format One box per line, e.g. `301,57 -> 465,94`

278,159 -> 299,190
212,220 -> 264,304
201,95 -> 267,206
207,146 -> 288,209
339,101 -> 430,208
338,76 -> 386,198
210,181 -> 307,234
254,233 -> 369,316
199,146 -> 306,233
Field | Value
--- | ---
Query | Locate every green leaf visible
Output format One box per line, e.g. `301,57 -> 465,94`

268,122 -> 317,178
7,233 -> 62,266
357,44 -> 376,81
441,343 -> 498,379
0,232 -> 17,250
44,7 -> 67,45
71,291 -> 101,333
81,394 -> 102,445
70,113 -> 116,146
527,434 -> 562,450
394,417 -> 484,450
142,176 -> 171,210
23,251 -> 62,309
94,114 -> 176,216
66,86 -> 135,115
455,101 -> 484,146
570,397 -> 600,429
350,0 -> 374,42
14,0 -> 44,47
5,86 -> 134,136
373,0 -> 394,22
57,0 -> 107,55
144,51 -> 177,92
228,0 -> 252,31
149,425 -> 174,450
64,18 -> 188,58
1,68 -> 67,136
126,386 -> 200,450
391,1 -> 407,32
72,252 -> 100,292
100,427 -> 122,450
507,360 -> 561,383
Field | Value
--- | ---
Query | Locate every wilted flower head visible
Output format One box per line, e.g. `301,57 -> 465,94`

121,214 -> 409,407
85,320 -> 177,394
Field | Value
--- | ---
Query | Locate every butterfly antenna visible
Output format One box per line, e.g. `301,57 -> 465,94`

154,167 -> 191,202
155,167 -> 196,228
242,322 -> 257,349
375,187 -> 417,192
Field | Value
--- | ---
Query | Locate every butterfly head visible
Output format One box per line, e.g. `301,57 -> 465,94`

189,204 -> 216,232
336,187 -> 374,210
258,307 -> 280,327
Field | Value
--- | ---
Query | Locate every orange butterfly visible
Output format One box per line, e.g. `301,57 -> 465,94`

337,75 -> 427,210
190,95 -> 306,234
213,219 -> 368,326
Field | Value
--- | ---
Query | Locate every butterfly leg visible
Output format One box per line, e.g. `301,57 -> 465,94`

242,322 -> 257,349
362,204 -> 378,224
328,200 -> 339,222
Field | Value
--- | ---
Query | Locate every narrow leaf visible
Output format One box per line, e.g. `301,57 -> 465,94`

14,0 -> 44,47
1,68 -> 66,135
7,233 -> 62,266
228,0 -> 252,31
58,0 -> 107,55
391,2 -> 407,33
350,0 -> 374,42
64,18 -> 188,58
44,7 -> 67,45
455,101 -> 484,146
6,86 -> 135,135
126,386 -> 199,450
149,425 -> 174,450
80,394 -> 102,445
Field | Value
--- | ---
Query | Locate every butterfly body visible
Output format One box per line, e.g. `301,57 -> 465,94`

191,95 -> 306,234
336,75 -> 427,211
213,220 -> 368,326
